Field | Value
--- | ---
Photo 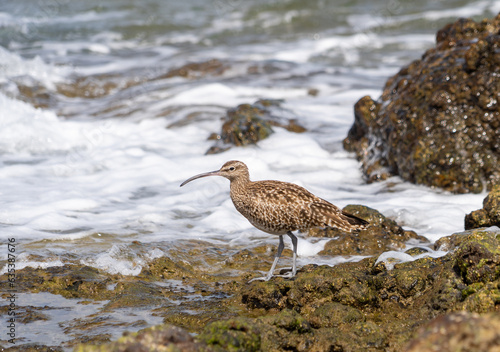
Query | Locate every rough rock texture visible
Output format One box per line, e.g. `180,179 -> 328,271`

344,14 -> 500,193
6,228 -> 500,352
206,99 -> 306,154
405,312 -> 500,352
222,228 -> 500,351
74,324 -> 205,352
465,184 -> 500,229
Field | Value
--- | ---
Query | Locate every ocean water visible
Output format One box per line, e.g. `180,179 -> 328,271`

1,0 -> 498,347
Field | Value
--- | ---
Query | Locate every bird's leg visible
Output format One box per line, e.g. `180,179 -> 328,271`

275,231 -> 298,279
249,234 -> 285,282
288,231 -> 298,277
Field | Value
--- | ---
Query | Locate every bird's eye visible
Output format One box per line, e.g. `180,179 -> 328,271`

229,166 -> 235,171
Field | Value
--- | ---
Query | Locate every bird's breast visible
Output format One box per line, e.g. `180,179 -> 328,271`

230,185 -> 312,235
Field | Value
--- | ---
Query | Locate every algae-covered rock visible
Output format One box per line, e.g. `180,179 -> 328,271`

11,227 -> 500,351
405,312 -> 500,352
235,228 -> 500,351
198,318 -> 262,352
13,265 -> 114,300
344,14 -> 500,193
161,59 -> 228,79
75,324 -> 204,352
206,99 -> 306,154
311,205 -> 428,256
465,185 -> 500,229
1,344 -> 64,352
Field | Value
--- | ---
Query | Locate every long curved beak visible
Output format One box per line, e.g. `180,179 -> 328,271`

180,170 -> 221,187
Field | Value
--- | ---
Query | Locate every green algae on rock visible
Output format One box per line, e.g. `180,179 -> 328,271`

465,184 -> 500,229
344,14 -> 500,193
206,99 -> 306,154
75,324 -> 205,352
233,228 -> 500,351
405,312 -> 500,352
34,227 -> 499,352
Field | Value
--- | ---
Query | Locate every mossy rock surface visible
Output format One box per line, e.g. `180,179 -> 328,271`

465,185 -> 500,229
206,99 -> 306,154
9,228 -> 498,352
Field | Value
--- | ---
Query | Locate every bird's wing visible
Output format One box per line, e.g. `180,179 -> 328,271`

310,199 -> 367,232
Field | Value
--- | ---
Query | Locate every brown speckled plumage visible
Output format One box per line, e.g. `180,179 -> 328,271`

180,160 -> 368,281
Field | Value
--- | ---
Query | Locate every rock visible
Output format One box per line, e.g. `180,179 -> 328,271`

75,324 -> 204,352
310,205 -> 428,256
344,14 -> 500,193
161,59 -> 228,79
198,317 -> 262,352
465,184 -> 500,229
206,99 -> 306,154
235,228 -> 500,351
198,309 -> 315,352
405,312 -> 500,352
17,227 -> 500,352
1,344 -> 64,352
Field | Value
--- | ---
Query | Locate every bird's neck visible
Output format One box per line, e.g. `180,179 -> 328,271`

229,175 -> 250,197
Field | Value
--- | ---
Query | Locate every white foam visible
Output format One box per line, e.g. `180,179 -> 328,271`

80,244 -> 143,276
0,47 -> 70,89
375,249 -> 448,270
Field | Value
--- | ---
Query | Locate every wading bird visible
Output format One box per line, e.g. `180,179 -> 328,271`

180,160 -> 368,281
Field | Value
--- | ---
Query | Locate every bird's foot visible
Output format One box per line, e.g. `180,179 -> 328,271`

248,275 -> 272,283
274,271 -> 296,279
248,268 -> 296,283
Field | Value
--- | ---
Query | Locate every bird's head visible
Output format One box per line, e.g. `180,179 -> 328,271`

180,160 -> 250,186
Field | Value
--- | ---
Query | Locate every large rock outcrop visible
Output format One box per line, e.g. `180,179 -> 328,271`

344,14 -> 500,193
465,184 -> 500,229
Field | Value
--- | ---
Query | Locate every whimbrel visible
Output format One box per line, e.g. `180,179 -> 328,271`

180,160 -> 368,281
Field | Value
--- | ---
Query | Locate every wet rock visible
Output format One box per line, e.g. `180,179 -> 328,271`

206,99 -> 306,154
75,324 -> 204,352
103,281 -> 167,310
308,302 -> 365,328
310,205 -> 428,256
161,59 -> 228,79
198,309 -> 316,352
405,312 -> 500,352
235,228 -> 500,351
198,317 -> 262,352
57,75 -> 123,99
2,344 -> 64,352
344,14 -> 500,193
465,185 -> 500,229
13,265 -> 114,300
57,60 -> 228,101
13,76 -> 55,109
10,229 -> 500,352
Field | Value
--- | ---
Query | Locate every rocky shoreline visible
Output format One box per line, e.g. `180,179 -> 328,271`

2,190 -> 499,351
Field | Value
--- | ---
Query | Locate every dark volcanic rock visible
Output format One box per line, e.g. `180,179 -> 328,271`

344,14 -> 500,193
465,184 -> 500,229
206,99 -> 306,154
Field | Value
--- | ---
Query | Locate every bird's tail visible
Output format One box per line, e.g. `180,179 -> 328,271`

311,201 -> 369,232
340,210 -> 369,230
